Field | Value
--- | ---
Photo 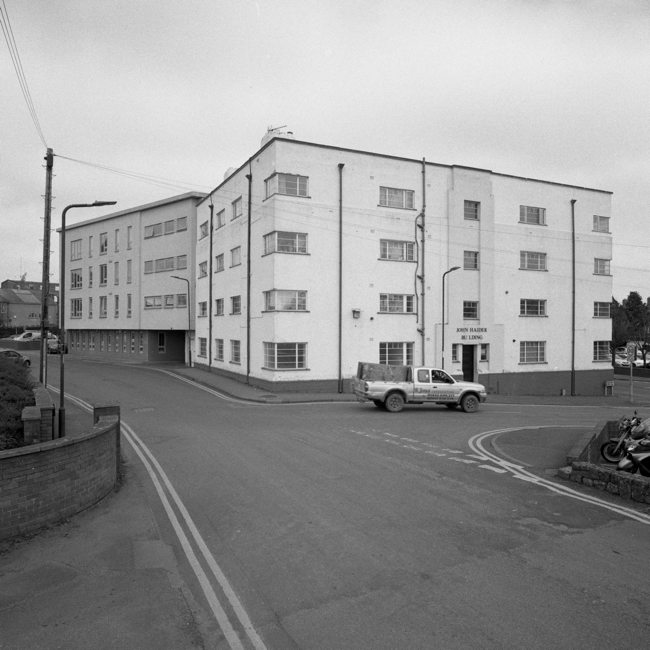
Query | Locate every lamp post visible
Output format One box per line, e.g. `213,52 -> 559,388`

441,266 -> 461,370
59,201 -> 116,438
171,275 -> 192,367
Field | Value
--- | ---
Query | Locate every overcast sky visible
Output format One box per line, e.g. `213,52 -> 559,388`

1,0 -> 648,300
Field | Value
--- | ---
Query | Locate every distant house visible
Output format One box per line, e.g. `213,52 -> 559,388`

0,286 -> 58,332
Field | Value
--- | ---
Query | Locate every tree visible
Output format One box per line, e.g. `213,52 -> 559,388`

614,292 -> 650,365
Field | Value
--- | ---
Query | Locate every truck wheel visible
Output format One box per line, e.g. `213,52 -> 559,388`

460,394 -> 479,413
384,392 -> 405,413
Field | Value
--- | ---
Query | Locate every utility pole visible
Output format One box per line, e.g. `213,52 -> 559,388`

39,148 -> 54,384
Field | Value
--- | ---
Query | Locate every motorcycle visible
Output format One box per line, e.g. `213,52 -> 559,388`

617,437 -> 650,477
600,414 -> 643,463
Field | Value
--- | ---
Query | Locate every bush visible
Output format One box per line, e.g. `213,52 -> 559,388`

0,358 -> 35,450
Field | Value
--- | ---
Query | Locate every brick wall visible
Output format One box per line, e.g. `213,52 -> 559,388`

0,413 -> 119,541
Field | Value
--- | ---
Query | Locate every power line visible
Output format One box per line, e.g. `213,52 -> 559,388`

55,153 -> 212,193
0,0 -> 47,148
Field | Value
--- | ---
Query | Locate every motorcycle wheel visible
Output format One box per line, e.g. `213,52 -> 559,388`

600,441 -> 625,463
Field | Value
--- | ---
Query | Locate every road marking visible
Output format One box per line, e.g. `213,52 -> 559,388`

54,388 -> 267,650
469,428 -> 650,525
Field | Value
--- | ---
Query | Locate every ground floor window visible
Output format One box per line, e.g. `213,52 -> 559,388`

520,341 -> 546,364
198,337 -> 207,357
593,340 -> 611,362
158,332 -> 166,353
480,343 -> 489,362
214,338 -> 224,361
379,341 -> 413,366
230,339 -> 241,364
263,342 -> 307,369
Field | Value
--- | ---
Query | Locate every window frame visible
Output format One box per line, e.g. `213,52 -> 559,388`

378,293 -> 415,314
379,186 -> 415,210
520,340 -> 546,364
70,239 -> 82,261
265,172 -> 309,199
594,258 -> 611,275
379,341 -> 414,366
519,205 -> 546,226
520,251 -> 547,271
263,231 -> 308,255
464,200 -> 480,221
463,250 -> 479,270
593,215 -> 610,233
520,299 -> 547,317
379,239 -> 415,262
463,300 -> 479,320
593,301 -> 611,318
263,342 -> 307,370
593,340 -> 611,362
264,289 -> 307,312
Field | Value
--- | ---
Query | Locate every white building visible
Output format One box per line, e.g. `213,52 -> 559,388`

61,192 -> 204,363
192,135 -> 613,396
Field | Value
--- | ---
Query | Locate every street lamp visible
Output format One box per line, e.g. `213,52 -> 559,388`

171,275 -> 192,368
59,201 -> 116,438
441,266 -> 461,370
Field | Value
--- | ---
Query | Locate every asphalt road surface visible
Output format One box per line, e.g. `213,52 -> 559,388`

51,358 -> 650,649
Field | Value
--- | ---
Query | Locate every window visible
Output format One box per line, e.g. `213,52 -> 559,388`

593,215 -> 610,233
127,259 -> 132,284
264,290 -> 307,311
114,295 -> 119,318
70,298 -> 82,318
198,338 -> 207,358
114,228 -> 120,252
176,255 -> 187,270
265,173 -> 309,198
99,296 -> 107,318
215,338 -> 224,361
263,342 -> 307,369
127,225 -> 133,249
198,301 -> 208,317
380,342 -> 414,365
379,293 -> 414,313
379,186 -> 414,209
88,297 -> 93,319
155,257 -> 175,273
594,301 -> 611,318
144,261 -> 154,274
164,295 -> 175,308
464,200 -> 480,220
99,264 -> 108,286
99,232 -> 108,254
216,209 -> 225,229
88,235 -> 93,257
520,251 -> 547,271
139,333 -> 144,353
114,261 -> 119,285
594,258 -> 611,275
215,298 -> 224,316
230,246 -> 241,267
520,341 -> 546,364
71,239 -> 82,261
176,294 -> 187,308
380,239 -> 414,262
164,220 -> 175,235
520,299 -> 547,317
480,344 -> 489,362
144,223 -> 163,238
215,253 -> 225,272
176,216 -> 187,231
199,221 -> 209,239
593,341 -> 611,362
198,261 -> 208,278
463,251 -> 479,270
230,340 -> 241,363
157,333 -> 166,353
232,197 -> 242,220
264,231 -> 307,255
231,295 -> 241,314
127,294 -> 132,318
463,301 -> 479,319
88,267 -> 93,288
519,205 -> 546,225
71,269 -> 82,289
144,295 -> 162,309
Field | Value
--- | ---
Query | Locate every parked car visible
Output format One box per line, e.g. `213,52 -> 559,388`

615,354 -> 630,367
12,330 -> 41,341
0,348 -> 31,367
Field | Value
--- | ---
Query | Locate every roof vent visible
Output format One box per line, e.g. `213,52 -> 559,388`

261,125 -> 294,146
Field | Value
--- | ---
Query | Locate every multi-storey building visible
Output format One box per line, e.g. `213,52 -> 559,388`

61,192 -> 204,362
194,134 -> 613,396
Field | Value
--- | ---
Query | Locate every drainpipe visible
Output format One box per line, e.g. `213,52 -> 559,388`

338,163 -> 345,393
571,199 -> 576,395
420,158 -> 426,365
208,198 -> 214,368
246,168 -> 253,385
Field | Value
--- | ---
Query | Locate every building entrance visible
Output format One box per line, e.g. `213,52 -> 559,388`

462,345 -> 475,382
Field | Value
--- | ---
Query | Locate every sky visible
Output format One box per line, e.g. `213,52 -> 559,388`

1,0 -> 648,301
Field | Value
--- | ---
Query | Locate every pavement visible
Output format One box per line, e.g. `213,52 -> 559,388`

0,366 -> 646,649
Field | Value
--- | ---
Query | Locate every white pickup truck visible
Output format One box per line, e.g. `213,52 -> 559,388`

352,362 -> 487,413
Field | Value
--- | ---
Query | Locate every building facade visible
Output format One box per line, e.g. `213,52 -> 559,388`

0,284 -> 58,334
61,192 -> 204,363
194,135 -> 613,395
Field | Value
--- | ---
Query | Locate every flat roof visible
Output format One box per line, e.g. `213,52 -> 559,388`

198,137 -> 612,205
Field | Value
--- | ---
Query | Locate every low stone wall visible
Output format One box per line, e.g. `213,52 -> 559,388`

0,406 -> 120,541
22,385 -> 55,443
559,419 -> 650,504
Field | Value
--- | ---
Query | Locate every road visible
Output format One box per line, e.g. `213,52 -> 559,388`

51,357 -> 650,649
